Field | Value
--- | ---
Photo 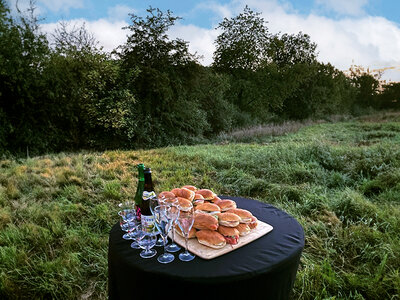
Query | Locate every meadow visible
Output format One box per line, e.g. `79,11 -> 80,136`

1,112 -> 400,299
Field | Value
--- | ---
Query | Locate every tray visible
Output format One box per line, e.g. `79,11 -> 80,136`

169,220 -> 273,260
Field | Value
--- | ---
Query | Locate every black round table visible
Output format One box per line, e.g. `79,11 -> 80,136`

108,196 -> 304,299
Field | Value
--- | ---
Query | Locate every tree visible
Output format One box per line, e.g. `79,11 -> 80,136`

118,6 -> 198,68
376,82 -> 400,109
117,7 -> 212,147
48,21 -> 137,149
348,65 -> 380,110
0,0 -> 52,154
268,32 -> 318,67
213,5 -> 270,71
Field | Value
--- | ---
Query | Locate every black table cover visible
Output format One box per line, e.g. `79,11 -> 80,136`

108,196 -> 304,299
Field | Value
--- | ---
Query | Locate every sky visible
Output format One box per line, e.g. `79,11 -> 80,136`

6,0 -> 400,82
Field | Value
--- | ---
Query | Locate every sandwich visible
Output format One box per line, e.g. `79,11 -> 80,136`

193,213 -> 219,231
235,223 -> 251,236
217,212 -> 240,227
196,229 -> 226,249
177,197 -> 193,211
158,191 -> 176,200
226,208 -> 253,224
193,193 -> 205,205
195,202 -> 221,215
211,196 -> 222,203
217,226 -> 240,245
170,188 -> 195,201
182,185 -> 197,192
216,199 -> 237,211
248,216 -> 258,229
196,189 -> 216,201
175,224 -> 196,239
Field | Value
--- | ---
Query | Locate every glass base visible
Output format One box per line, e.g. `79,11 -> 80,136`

140,249 -> 157,259
155,237 -> 165,247
166,242 -> 181,253
157,253 -> 175,264
130,241 -> 140,249
179,251 -> 195,262
122,233 -> 133,240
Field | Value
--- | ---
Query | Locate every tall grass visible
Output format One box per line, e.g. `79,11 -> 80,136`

1,113 -> 400,299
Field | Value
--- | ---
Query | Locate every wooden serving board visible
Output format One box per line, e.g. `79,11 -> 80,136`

169,220 -> 273,260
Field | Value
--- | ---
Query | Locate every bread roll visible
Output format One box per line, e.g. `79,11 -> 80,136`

196,229 -> 226,249
217,212 -> 240,227
216,199 -> 237,211
175,224 -> 196,239
195,202 -> 221,215
193,213 -> 219,231
226,208 -> 253,224
196,189 -> 216,200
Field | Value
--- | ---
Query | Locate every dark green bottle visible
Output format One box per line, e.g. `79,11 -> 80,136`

141,168 -> 156,232
134,163 -> 145,221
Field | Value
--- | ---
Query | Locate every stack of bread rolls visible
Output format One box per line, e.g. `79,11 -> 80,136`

158,186 -> 258,249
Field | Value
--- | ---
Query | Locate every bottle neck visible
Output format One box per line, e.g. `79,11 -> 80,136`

144,171 -> 154,192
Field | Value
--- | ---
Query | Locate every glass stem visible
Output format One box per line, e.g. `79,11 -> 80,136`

171,225 -> 175,243
184,234 -> 189,254
163,235 -> 168,255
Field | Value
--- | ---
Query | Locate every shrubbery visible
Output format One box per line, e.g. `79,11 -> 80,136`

0,1 -> 398,156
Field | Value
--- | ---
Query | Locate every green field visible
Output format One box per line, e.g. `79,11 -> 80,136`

1,112 -> 400,299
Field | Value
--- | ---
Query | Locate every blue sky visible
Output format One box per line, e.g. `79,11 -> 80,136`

6,0 -> 400,81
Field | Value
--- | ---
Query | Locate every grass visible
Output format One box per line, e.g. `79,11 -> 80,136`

1,111 -> 400,299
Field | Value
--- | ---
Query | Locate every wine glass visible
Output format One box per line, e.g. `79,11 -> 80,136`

165,198 -> 181,253
118,210 -> 137,240
153,205 -> 175,264
136,224 -> 157,258
129,222 -> 141,249
118,201 -> 136,218
177,203 -> 196,262
150,195 -> 165,247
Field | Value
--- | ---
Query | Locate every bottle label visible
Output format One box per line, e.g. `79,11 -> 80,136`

142,191 -> 156,200
141,214 -> 155,232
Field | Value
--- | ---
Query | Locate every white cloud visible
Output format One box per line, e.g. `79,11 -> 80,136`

38,0 -> 400,82
168,23 -> 220,65
233,0 -> 400,81
41,18 -> 128,53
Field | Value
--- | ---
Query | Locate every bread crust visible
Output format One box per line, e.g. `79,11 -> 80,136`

248,216 -> 258,229
196,229 -> 226,249
217,212 -> 240,227
182,185 -> 197,192
177,197 -> 193,211
216,199 -> 237,211
175,224 -> 196,238
195,202 -> 221,213
226,208 -> 253,223
235,223 -> 251,236
218,225 -> 239,237
196,189 -> 216,200
193,213 -> 219,230
158,191 -> 176,200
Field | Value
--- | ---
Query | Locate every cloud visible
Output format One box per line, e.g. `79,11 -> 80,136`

38,0 -> 400,82
232,0 -> 400,81
41,18 -> 128,53
168,23 -> 220,65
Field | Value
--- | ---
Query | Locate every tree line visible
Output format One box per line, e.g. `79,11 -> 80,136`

1,2 -> 399,156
